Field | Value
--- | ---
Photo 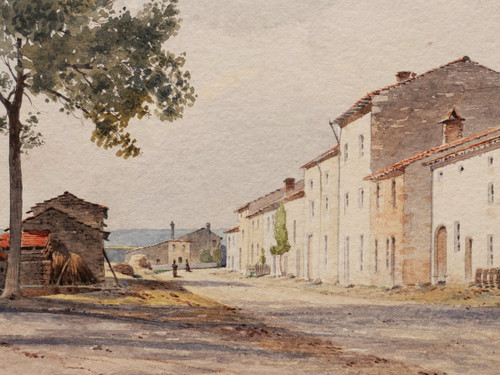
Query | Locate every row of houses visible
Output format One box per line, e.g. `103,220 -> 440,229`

226,57 -> 500,286
0,192 -> 108,287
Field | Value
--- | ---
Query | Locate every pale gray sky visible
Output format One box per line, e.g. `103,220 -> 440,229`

1,0 -> 500,230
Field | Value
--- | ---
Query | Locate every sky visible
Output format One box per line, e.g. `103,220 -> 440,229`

1,0 -> 500,230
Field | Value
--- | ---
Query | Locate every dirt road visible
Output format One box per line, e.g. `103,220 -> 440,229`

0,269 -> 496,374
170,269 -> 500,375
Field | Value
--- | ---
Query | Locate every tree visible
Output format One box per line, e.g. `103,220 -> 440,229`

270,201 -> 290,276
212,245 -> 222,267
259,248 -> 266,266
0,0 -> 195,298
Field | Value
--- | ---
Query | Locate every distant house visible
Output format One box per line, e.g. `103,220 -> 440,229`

0,192 -> 109,287
125,222 -> 222,266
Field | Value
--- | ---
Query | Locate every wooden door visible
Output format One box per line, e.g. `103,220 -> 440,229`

465,237 -> 472,282
435,227 -> 447,283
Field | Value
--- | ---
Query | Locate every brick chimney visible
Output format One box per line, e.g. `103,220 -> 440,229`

170,221 -> 175,240
439,109 -> 465,144
284,178 -> 295,193
206,222 -> 211,232
395,71 -> 414,83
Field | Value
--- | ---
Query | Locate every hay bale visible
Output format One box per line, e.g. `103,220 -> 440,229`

113,263 -> 134,276
129,254 -> 152,271
53,253 -> 96,285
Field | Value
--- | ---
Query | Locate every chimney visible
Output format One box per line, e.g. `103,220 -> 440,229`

284,178 -> 295,193
170,221 -> 175,240
206,222 -> 211,232
439,109 -> 465,144
395,71 -> 414,83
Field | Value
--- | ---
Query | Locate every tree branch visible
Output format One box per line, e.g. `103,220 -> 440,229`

0,91 -> 10,110
43,88 -> 90,115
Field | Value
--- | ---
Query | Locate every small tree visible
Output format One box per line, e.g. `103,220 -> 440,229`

212,245 -> 222,267
270,202 -> 290,276
199,249 -> 213,263
259,248 -> 266,266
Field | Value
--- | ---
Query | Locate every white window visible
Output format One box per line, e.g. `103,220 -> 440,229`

438,171 -> 444,180
487,235 -> 494,266
360,235 -> 364,271
376,183 -> 380,209
344,143 -> 349,163
459,165 -> 464,173
359,135 -> 365,157
293,220 -> 296,244
358,188 -> 364,208
310,201 -> 315,217
309,179 -> 314,191
374,239 -> 378,272
488,156 -> 494,166
324,235 -> 328,266
454,222 -> 461,252
344,192 -> 349,214
325,196 -> 329,211
391,179 -> 397,208
325,172 -> 329,185
386,238 -> 390,269
267,217 -> 270,232
488,182 -> 494,204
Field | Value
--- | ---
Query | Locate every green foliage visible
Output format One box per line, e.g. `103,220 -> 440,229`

199,249 -> 214,263
0,0 -> 195,158
212,245 -> 222,267
271,202 -> 291,275
259,248 -> 266,266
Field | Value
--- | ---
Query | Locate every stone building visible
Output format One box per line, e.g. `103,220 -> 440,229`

0,192 -> 109,287
225,226 -> 239,270
0,231 -> 52,286
233,178 -> 304,276
28,191 -> 108,230
125,223 -> 222,266
230,56 -> 500,286
23,207 -> 108,281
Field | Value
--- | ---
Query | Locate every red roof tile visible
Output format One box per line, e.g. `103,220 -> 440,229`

0,230 -> 50,249
425,134 -> 500,166
334,57 -> 499,128
301,146 -> 339,169
0,251 -> 7,260
365,126 -> 500,180
224,226 -> 240,234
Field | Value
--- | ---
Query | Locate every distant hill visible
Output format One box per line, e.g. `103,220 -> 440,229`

104,228 -> 227,263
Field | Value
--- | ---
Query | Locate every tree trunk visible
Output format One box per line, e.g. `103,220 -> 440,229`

2,107 -> 23,298
279,254 -> 283,276
2,38 -> 24,299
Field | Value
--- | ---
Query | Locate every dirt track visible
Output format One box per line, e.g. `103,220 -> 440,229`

0,269 -> 497,374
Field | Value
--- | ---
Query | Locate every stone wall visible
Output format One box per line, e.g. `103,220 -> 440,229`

371,60 -> 500,172
23,209 -> 105,282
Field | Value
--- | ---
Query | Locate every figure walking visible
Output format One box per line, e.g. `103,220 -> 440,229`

172,259 -> 178,278
185,259 -> 192,272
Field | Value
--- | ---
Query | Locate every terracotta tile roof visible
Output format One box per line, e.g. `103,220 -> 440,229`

334,57 -> 499,128
224,226 -> 240,234
29,191 -> 109,212
301,146 -> 339,169
0,230 -> 50,249
365,126 -> 500,180
425,134 -> 500,166
248,187 -> 305,218
246,180 -> 304,218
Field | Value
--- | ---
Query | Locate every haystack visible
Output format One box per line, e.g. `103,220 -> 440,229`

129,254 -> 152,270
112,263 -> 134,276
51,252 -> 96,285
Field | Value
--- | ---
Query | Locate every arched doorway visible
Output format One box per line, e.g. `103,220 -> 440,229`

434,226 -> 447,283
465,237 -> 473,282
